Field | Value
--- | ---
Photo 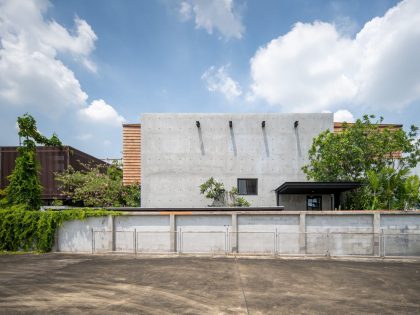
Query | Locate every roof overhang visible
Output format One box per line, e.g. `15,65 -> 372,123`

275,182 -> 362,194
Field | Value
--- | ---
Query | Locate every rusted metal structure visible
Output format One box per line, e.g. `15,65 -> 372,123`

0,146 -> 107,204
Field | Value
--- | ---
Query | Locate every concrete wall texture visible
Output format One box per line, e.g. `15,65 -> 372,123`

140,113 -> 334,208
55,211 -> 420,257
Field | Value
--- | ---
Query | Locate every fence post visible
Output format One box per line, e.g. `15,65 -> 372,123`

299,213 -> 306,255
170,214 -> 176,253
231,213 -> 238,253
134,228 -> 137,254
225,227 -> 229,254
275,228 -> 278,255
380,228 -> 385,257
107,215 -> 115,252
373,213 -> 381,257
91,228 -> 94,254
326,230 -> 330,257
179,227 -> 182,253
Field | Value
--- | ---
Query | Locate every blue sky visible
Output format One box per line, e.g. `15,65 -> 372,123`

0,0 -> 419,158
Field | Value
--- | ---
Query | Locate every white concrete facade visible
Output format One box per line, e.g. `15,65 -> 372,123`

141,113 -> 333,208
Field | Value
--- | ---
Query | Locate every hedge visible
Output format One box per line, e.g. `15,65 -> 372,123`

0,206 -> 117,252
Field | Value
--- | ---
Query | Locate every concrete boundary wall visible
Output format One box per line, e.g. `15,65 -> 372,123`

56,211 -> 420,257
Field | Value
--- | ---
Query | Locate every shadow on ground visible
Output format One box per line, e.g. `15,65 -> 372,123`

0,254 -> 419,314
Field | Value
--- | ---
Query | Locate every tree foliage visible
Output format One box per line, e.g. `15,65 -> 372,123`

55,162 -> 140,207
1,114 -> 62,210
302,115 -> 420,210
200,177 -> 250,207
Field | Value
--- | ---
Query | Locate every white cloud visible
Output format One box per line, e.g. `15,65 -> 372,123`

202,65 -> 242,100
0,0 -> 92,114
0,0 -> 124,126
249,0 -> 420,112
179,0 -> 244,39
333,109 -> 355,122
79,99 -> 125,127
179,1 -> 192,21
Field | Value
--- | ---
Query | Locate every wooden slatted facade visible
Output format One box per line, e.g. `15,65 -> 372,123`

333,122 -> 403,133
123,124 -> 141,185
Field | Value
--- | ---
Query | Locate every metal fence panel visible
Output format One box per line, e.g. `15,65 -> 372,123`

180,231 -> 227,253
115,231 -> 135,252
137,231 -> 172,253
305,233 -> 329,255
328,233 -> 375,256
92,230 -> 112,253
277,233 -> 300,255
234,232 -> 276,254
383,233 -> 420,257
90,230 -> 420,257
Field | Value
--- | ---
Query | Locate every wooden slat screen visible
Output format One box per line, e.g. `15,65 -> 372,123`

123,124 -> 141,185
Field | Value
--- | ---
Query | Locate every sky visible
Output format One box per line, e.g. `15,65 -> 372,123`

0,0 -> 419,159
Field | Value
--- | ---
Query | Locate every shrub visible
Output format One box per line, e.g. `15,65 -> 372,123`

55,162 -> 140,207
200,178 -> 250,207
0,207 -> 116,252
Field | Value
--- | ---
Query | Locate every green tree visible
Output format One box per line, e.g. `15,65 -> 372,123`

403,175 -> 420,210
1,114 -> 61,210
55,162 -> 140,207
302,115 -> 420,210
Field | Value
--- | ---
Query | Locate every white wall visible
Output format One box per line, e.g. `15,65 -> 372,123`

115,215 -> 170,252
176,215 -> 231,253
57,217 -> 109,253
56,212 -> 420,257
141,113 -> 333,208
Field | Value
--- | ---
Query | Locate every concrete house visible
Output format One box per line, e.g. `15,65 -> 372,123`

124,113 -> 365,210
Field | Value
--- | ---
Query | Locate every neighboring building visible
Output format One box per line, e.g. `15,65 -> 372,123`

136,113 -> 362,209
0,146 -> 107,205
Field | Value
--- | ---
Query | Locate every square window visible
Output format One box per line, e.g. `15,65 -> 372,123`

237,178 -> 258,195
307,196 -> 322,210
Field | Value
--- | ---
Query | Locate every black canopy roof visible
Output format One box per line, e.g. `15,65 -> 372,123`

275,182 -> 362,194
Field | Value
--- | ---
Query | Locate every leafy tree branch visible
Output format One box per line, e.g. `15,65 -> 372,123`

302,115 -> 420,210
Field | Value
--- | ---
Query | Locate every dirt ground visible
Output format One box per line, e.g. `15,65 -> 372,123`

0,254 -> 419,314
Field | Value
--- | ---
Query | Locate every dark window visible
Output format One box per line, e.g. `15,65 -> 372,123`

307,196 -> 322,210
237,178 -> 258,195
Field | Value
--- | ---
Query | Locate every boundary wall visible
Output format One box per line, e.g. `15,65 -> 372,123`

55,210 -> 420,257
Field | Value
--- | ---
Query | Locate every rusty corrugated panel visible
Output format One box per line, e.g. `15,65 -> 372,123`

0,147 -> 18,190
35,146 -> 67,199
123,124 -> 141,185
0,146 -> 107,202
67,146 -> 108,171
